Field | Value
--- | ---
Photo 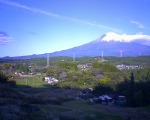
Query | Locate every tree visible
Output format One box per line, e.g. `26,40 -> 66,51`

0,72 -> 8,82
92,60 -> 101,68
15,64 -> 29,73
59,62 -> 77,71
134,68 -> 150,82
92,61 -> 119,72
129,72 -> 136,107
99,77 -> 110,85
2,63 -> 12,70
105,72 -> 124,91
46,67 -> 59,78
102,63 -> 119,72
77,70 -> 94,85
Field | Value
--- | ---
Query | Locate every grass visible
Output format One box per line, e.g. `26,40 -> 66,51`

63,100 -> 117,115
9,76 -> 122,119
3,76 -> 149,120
13,76 -> 45,86
40,100 -> 122,120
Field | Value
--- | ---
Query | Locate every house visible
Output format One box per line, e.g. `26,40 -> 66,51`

45,77 -> 59,85
48,78 -> 59,85
45,77 -> 51,81
15,70 -> 25,76
117,96 -> 126,105
99,95 -> 112,101
116,64 -> 142,70
77,64 -> 92,71
98,95 -> 112,104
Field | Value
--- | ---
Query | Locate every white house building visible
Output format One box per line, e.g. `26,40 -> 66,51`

45,77 -> 59,85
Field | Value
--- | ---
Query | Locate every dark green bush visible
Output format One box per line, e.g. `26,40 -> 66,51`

0,72 -> 8,82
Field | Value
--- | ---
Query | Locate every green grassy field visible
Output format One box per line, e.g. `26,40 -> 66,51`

12,76 -> 44,86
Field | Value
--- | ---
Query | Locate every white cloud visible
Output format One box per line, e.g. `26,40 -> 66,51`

130,20 -> 145,29
0,0 -> 119,32
0,31 -> 12,45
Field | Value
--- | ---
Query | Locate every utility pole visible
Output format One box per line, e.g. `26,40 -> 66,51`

101,50 -> 104,62
73,53 -> 75,62
47,53 -> 50,67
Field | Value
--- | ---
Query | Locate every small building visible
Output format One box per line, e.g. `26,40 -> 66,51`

15,70 -> 25,76
77,64 -> 92,71
116,64 -> 142,70
117,96 -> 126,104
45,77 -> 59,85
99,95 -> 112,101
45,77 -> 51,81
98,95 -> 112,104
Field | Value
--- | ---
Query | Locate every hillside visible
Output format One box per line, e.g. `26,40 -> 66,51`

0,81 -> 150,120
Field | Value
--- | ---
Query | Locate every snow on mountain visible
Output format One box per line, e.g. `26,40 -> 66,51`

2,32 -> 150,59
96,32 -> 150,43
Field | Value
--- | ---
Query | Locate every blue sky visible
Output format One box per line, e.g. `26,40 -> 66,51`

0,0 -> 150,57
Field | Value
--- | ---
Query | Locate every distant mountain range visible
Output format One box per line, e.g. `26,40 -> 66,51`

2,32 -> 150,59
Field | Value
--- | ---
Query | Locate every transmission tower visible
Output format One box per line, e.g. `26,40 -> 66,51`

120,50 -> 123,64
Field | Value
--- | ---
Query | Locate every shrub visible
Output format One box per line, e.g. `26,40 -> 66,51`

0,72 -> 8,83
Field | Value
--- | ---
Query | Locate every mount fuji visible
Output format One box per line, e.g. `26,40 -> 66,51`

48,32 -> 150,57
2,32 -> 150,59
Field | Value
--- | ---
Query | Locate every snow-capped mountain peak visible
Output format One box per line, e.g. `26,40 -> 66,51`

99,32 -> 150,43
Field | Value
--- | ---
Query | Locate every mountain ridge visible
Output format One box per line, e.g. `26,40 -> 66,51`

1,32 -> 150,59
